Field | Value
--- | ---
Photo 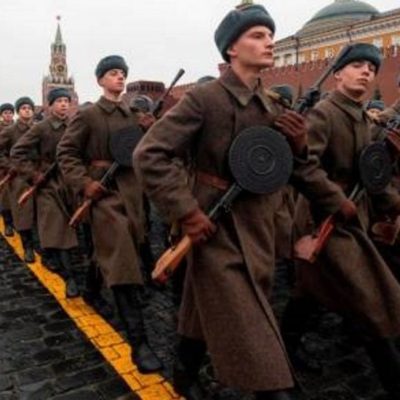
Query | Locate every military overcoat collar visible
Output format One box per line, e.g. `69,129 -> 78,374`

16,119 -> 32,132
48,114 -> 68,130
97,96 -> 130,117
329,90 -> 365,122
218,67 -> 272,112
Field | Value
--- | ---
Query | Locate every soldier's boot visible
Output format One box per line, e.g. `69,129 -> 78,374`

57,249 -> 80,298
255,390 -> 294,400
113,284 -> 163,373
365,337 -> 400,397
19,230 -> 35,263
172,336 -> 207,400
83,262 -> 113,318
2,210 -> 14,237
280,296 -> 322,372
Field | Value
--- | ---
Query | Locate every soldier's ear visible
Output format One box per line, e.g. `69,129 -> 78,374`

97,77 -> 104,88
226,44 -> 237,60
333,70 -> 342,81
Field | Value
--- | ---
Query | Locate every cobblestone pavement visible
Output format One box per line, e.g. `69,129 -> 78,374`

0,222 -> 394,400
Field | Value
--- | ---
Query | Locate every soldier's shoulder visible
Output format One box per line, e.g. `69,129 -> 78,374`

186,79 -> 223,99
0,123 -> 15,136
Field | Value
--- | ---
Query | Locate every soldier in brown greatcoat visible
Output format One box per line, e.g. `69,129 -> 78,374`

0,97 -> 36,262
285,44 -> 400,398
11,88 -> 80,297
0,103 -> 15,237
56,55 -> 162,374
134,4 -> 315,399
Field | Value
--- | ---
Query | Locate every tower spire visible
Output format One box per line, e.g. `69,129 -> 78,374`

55,15 -> 63,44
236,0 -> 254,9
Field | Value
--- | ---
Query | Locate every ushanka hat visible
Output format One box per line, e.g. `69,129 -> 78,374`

365,99 -> 385,111
47,88 -> 71,105
333,43 -> 382,73
15,97 -> 35,112
0,103 -> 14,114
215,4 -> 275,62
270,85 -> 294,108
95,55 -> 129,79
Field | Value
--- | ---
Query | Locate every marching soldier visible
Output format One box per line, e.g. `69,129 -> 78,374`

365,99 -> 385,123
286,43 -> 400,398
56,55 -> 162,373
0,97 -> 36,262
0,103 -> 15,236
10,88 -> 80,298
135,4 -> 311,399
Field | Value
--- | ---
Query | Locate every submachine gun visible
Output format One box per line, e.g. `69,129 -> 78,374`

294,108 -> 400,262
150,46 -> 354,284
68,68 -> 185,228
18,162 -> 57,206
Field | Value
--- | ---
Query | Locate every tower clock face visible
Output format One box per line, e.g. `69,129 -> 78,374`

56,64 -> 65,73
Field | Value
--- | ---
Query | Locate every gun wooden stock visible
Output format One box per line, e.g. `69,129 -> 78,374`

294,215 -> 335,263
151,235 -> 192,284
69,198 -> 92,228
18,186 -> 36,206
0,173 -> 12,191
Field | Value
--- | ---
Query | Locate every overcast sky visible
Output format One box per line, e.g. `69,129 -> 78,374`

0,0 -> 398,104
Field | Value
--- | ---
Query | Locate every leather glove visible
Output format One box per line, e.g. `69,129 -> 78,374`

336,198 -> 357,221
84,180 -> 107,201
274,110 -> 307,156
180,208 -> 216,245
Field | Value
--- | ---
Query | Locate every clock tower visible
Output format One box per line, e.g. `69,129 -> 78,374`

42,16 -> 78,114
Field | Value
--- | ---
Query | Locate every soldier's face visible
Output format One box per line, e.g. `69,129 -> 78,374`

367,108 -> 382,121
1,110 -> 14,123
18,105 -> 33,121
52,97 -> 70,118
335,61 -> 376,97
228,26 -> 274,70
98,69 -> 126,94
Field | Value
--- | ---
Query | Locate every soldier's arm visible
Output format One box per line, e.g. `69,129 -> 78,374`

0,128 -> 12,171
134,90 -> 203,223
56,111 -> 91,193
291,107 -> 347,215
10,125 -> 40,179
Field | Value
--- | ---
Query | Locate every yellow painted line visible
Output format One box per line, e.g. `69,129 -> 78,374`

0,218 -> 182,400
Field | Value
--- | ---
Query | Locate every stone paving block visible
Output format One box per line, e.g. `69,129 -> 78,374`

0,376 -> 12,392
0,393 -> 15,400
93,332 -> 124,348
137,383 -> 176,400
32,349 -> 64,365
121,374 -> 142,391
101,347 -> 120,361
132,372 -> 164,387
19,381 -> 55,400
113,343 -> 132,358
111,358 -> 136,374
16,366 -> 54,386
52,389 -> 102,400
97,378 -> 136,399
53,373 -> 86,394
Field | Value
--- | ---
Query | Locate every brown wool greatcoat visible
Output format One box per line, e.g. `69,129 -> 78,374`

294,90 -> 400,338
0,121 -> 13,211
10,115 -> 78,250
134,68 -> 295,391
56,96 -> 145,287
0,120 -> 34,231
379,97 -> 400,125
